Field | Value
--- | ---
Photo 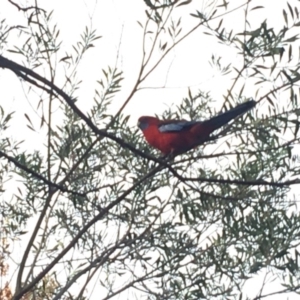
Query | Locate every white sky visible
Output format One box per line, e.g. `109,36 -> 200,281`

1,0 -> 299,299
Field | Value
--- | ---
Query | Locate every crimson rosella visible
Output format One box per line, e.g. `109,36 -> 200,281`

138,100 -> 256,155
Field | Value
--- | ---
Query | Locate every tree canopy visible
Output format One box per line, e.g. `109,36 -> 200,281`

1,0 -> 300,299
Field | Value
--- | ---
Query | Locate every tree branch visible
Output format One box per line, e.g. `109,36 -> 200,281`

8,0 -> 45,12
12,164 -> 162,300
0,150 -> 85,197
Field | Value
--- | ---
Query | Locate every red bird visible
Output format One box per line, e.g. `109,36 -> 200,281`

138,100 -> 256,155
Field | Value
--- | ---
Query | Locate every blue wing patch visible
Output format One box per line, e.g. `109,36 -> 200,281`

158,121 -> 198,132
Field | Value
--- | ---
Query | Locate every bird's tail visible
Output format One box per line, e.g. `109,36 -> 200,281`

202,100 -> 256,130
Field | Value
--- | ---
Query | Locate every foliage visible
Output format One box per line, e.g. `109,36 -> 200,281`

0,0 -> 300,299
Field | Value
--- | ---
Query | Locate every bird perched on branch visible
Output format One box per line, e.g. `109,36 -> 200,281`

138,100 -> 256,155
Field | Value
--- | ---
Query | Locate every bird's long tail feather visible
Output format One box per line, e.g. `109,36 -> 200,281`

203,100 -> 256,130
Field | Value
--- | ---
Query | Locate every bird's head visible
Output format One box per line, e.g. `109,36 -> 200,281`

137,116 -> 158,131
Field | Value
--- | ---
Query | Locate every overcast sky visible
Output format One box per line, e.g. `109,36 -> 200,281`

1,0 -> 299,299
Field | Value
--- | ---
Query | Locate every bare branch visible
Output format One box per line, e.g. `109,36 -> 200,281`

7,0 -> 45,12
